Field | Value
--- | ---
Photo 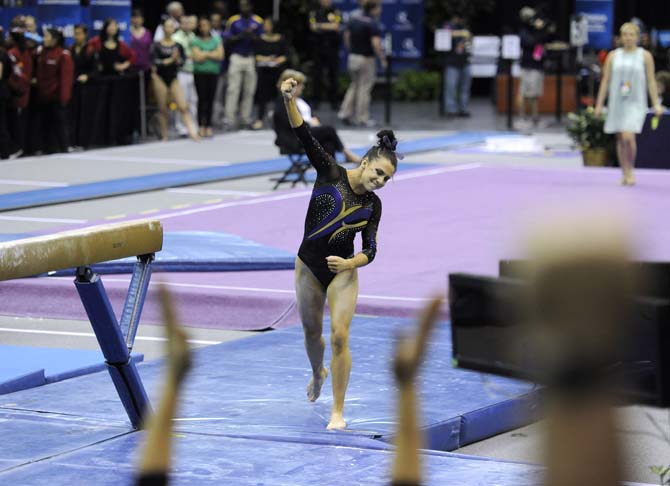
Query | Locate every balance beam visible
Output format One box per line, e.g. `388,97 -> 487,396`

0,219 -> 163,281
0,219 -> 163,428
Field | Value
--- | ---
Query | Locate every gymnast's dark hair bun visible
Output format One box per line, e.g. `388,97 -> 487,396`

376,130 -> 398,152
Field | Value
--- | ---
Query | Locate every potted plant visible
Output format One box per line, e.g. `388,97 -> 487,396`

566,107 -> 610,166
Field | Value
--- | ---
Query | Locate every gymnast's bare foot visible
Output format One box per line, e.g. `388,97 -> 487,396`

326,411 -> 346,430
307,366 -> 328,402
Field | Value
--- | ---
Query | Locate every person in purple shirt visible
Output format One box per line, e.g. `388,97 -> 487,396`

222,0 -> 263,129
130,9 -> 153,73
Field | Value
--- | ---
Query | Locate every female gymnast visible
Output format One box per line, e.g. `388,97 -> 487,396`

281,76 -> 399,430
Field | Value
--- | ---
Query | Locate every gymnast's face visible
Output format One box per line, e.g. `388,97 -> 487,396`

361,156 -> 395,192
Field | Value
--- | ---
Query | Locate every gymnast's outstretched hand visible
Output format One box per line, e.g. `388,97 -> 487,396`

391,297 -> 442,486
136,285 -> 192,485
394,297 -> 442,383
161,285 -> 192,384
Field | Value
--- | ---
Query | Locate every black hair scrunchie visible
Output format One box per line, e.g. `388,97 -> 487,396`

381,135 -> 398,151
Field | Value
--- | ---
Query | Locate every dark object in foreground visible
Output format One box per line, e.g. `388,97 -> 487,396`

449,264 -> 670,407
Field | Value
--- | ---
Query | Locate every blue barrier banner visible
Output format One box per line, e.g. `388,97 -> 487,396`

1,0 -> 131,43
90,0 -> 131,42
38,0 -> 80,42
2,0 -> 39,32
575,0 -> 614,50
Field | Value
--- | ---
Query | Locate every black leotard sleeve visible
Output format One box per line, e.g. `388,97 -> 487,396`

361,194 -> 381,263
293,122 -> 339,181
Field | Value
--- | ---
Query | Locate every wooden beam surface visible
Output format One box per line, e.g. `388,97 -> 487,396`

0,219 -> 163,281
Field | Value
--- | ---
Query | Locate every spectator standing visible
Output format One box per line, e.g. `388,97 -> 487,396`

442,13 -> 472,117
7,19 -> 33,157
71,24 -> 95,83
173,15 -> 198,137
0,33 -> 13,159
89,18 -> 135,76
151,18 -> 200,141
192,16 -> 224,137
309,0 -> 342,110
130,9 -> 153,75
252,18 -> 287,129
23,16 -> 38,36
154,2 -> 184,42
211,9 -> 230,127
222,0 -> 263,130
517,7 -> 547,128
655,70 -> 670,107
69,24 -> 95,148
338,1 -> 386,127
34,28 -> 74,153
210,12 -> 224,37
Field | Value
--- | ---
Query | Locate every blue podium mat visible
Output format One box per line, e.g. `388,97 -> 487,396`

0,316 -> 538,451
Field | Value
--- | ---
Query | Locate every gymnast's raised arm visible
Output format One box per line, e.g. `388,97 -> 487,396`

281,77 -> 338,179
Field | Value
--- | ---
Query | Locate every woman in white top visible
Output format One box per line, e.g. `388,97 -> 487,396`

595,22 -> 662,185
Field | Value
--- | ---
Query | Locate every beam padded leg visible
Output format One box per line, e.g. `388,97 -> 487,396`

74,267 -> 151,428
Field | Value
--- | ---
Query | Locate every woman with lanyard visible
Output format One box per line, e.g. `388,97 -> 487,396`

281,75 -> 398,430
595,22 -> 663,185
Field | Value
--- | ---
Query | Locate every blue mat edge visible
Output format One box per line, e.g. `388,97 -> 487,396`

0,131 -> 512,211
44,354 -> 145,384
0,370 -> 46,395
458,391 -> 542,448
1,354 -> 145,395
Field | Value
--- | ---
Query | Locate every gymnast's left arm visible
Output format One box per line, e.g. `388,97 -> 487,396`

326,197 -> 382,273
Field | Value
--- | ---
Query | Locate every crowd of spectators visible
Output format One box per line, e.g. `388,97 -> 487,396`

0,0 -> 387,159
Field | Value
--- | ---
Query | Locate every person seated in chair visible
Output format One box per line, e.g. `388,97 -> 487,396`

273,69 -> 361,163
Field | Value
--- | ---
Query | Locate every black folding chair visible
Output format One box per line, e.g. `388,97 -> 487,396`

272,147 -> 311,190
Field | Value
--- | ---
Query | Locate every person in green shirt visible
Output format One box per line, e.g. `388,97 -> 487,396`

192,16 -> 224,137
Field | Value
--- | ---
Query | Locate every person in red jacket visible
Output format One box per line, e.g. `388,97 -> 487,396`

7,17 -> 33,157
88,18 -> 135,76
34,28 -> 74,154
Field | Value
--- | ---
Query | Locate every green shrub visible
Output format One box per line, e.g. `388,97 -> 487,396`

391,70 -> 440,101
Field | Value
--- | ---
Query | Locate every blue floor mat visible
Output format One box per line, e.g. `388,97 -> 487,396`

0,422 -> 544,485
0,345 -> 144,395
0,132 -> 511,211
0,410 -> 130,472
0,316 -> 538,451
0,231 -> 296,274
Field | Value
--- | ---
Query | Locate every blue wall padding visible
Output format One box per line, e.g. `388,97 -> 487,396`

0,370 -> 45,395
0,424 -> 545,485
0,316 -> 538,449
0,232 -> 296,274
0,132 -> 512,211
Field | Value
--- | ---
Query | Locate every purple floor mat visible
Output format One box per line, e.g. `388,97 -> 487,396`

2,165 -> 670,330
